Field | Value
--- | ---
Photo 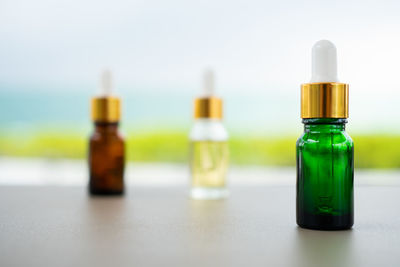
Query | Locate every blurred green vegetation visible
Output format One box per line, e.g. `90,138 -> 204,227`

0,131 -> 400,169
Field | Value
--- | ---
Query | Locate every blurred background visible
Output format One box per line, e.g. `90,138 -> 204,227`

1,0 -> 400,185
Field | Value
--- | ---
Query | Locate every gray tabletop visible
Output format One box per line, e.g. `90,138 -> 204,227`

0,186 -> 399,267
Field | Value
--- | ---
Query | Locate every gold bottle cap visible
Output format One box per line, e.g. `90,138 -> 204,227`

301,82 -> 348,118
301,40 -> 349,119
91,97 -> 121,123
194,70 -> 223,119
91,70 -> 121,123
194,97 -> 223,119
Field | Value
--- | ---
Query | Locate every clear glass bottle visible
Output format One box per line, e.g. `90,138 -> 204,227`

297,40 -> 354,230
189,70 -> 229,199
190,118 -> 229,199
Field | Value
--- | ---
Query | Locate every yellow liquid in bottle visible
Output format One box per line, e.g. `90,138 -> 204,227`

190,141 -> 229,198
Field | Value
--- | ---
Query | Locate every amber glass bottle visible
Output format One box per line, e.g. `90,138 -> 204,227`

89,121 -> 125,195
88,71 -> 125,195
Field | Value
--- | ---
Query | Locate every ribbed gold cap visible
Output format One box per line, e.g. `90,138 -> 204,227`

194,97 -> 223,119
91,97 -> 121,122
301,82 -> 349,118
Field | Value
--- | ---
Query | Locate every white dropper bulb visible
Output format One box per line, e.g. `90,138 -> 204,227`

203,69 -> 215,97
310,40 -> 339,83
100,69 -> 113,96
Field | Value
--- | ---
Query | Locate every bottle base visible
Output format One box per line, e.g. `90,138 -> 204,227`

89,188 -> 124,196
190,187 -> 228,199
297,213 -> 353,231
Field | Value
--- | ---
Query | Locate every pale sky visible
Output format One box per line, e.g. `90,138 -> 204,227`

1,0 -> 399,89
1,0 -> 400,132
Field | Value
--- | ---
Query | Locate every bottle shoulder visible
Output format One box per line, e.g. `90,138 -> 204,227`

297,130 -> 353,148
90,128 -> 125,143
189,119 -> 229,141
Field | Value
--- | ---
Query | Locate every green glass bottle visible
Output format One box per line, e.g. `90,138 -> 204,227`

297,40 -> 354,230
297,118 -> 353,230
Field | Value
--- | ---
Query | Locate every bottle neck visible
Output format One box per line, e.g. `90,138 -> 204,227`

195,118 -> 222,123
94,122 -> 119,134
302,118 -> 347,133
